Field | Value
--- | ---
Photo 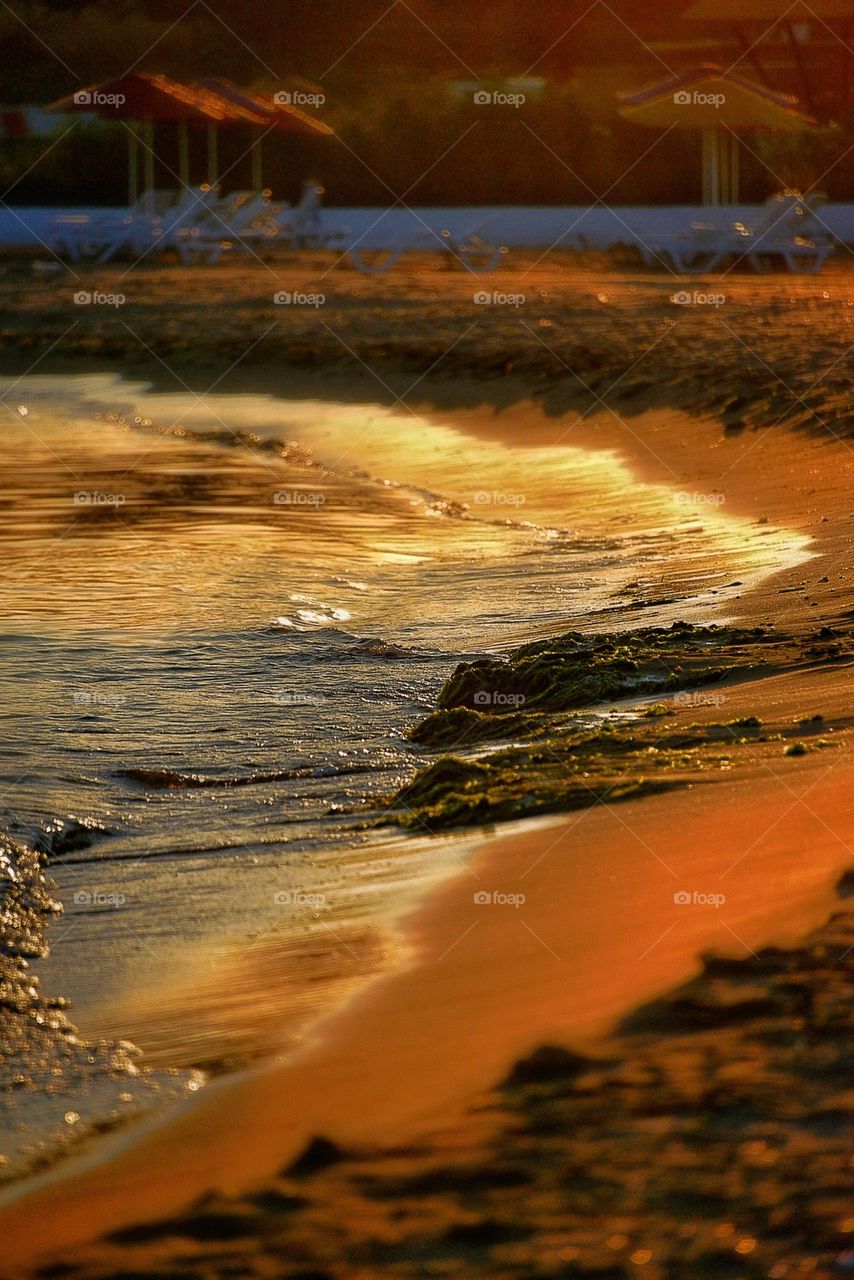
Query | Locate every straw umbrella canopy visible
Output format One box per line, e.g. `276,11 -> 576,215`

50,73 -> 268,207
617,65 -> 818,205
200,79 -> 334,190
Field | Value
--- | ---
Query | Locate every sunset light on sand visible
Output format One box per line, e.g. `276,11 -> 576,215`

0,3 -> 852,1277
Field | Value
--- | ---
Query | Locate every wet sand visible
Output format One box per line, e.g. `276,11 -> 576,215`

2,656 -> 852,1274
0,255 -> 852,1275
33,886 -> 852,1279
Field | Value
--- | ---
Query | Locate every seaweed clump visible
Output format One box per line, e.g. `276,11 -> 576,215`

393,739 -> 680,832
436,622 -> 774,716
382,623 -> 807,832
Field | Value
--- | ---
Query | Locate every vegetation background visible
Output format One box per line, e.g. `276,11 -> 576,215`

1,0 -> 851,206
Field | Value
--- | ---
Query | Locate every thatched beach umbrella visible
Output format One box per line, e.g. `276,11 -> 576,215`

617,65 -> 818,205
200,79 -> 334,190
50,73 -> 267,207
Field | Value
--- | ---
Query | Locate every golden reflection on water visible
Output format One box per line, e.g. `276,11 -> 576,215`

0,408 -> 513,635
0,375 -> 816,1159
0,375 -> 810,642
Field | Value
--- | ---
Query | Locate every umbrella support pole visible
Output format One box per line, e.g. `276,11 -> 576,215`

206,123 -> 218,190
701,129 -> 745,207
177,121 -> 190,191
729,133 -> 739,206
715,130 -> 738,206
251,138 -> 262,192
143,121 -> 155,215
702,128 -> 720,207
128,124 -> 139,207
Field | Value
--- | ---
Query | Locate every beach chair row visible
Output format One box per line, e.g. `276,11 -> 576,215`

47,184 -> 505,273
48,188 -> 835,275
48,181 -> 347,265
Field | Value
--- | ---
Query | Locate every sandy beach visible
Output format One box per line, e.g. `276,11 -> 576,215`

2,254 -> 852,439
1,254 -> 852,1277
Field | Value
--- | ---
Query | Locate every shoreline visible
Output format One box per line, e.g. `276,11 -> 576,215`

1,255 -> 852,439
1,263 -> 852,1273
2,690 -> 852,1272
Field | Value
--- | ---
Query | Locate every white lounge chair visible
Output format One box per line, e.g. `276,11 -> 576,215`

99,187 -> 224,263
265,181 -> 349,252
50,181 -> 348,266
48,191 -> 174,262
274,180 -> 331,248
169,190 -> 283,264
48,188 -> 220,263
172,182 -> 347,263
737,192 -> 836,274
639,192 -> 835,276
345,217 -> 502,274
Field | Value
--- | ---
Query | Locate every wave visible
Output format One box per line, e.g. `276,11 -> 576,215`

266,622 -> 438,662
0,824 -> 201,1183
114,410 -> 584,545
118,758 -> 401,792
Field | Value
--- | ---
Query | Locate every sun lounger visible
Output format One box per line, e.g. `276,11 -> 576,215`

48,188 -> 220,263
48,191 -> 174,262
638,192 -> 836,275
736,192 -> 836,274
170,182 -> 347,262
274,180 -> 345,249
169,190 -> 283,264
100,187 -> 225,263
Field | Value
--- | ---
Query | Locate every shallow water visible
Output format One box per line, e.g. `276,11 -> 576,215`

0,373 -> 810,1179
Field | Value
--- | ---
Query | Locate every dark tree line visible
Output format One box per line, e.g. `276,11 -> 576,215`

1,0 -> 850,206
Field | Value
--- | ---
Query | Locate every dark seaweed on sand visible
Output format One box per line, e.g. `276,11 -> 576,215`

383,624 -> 788,831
